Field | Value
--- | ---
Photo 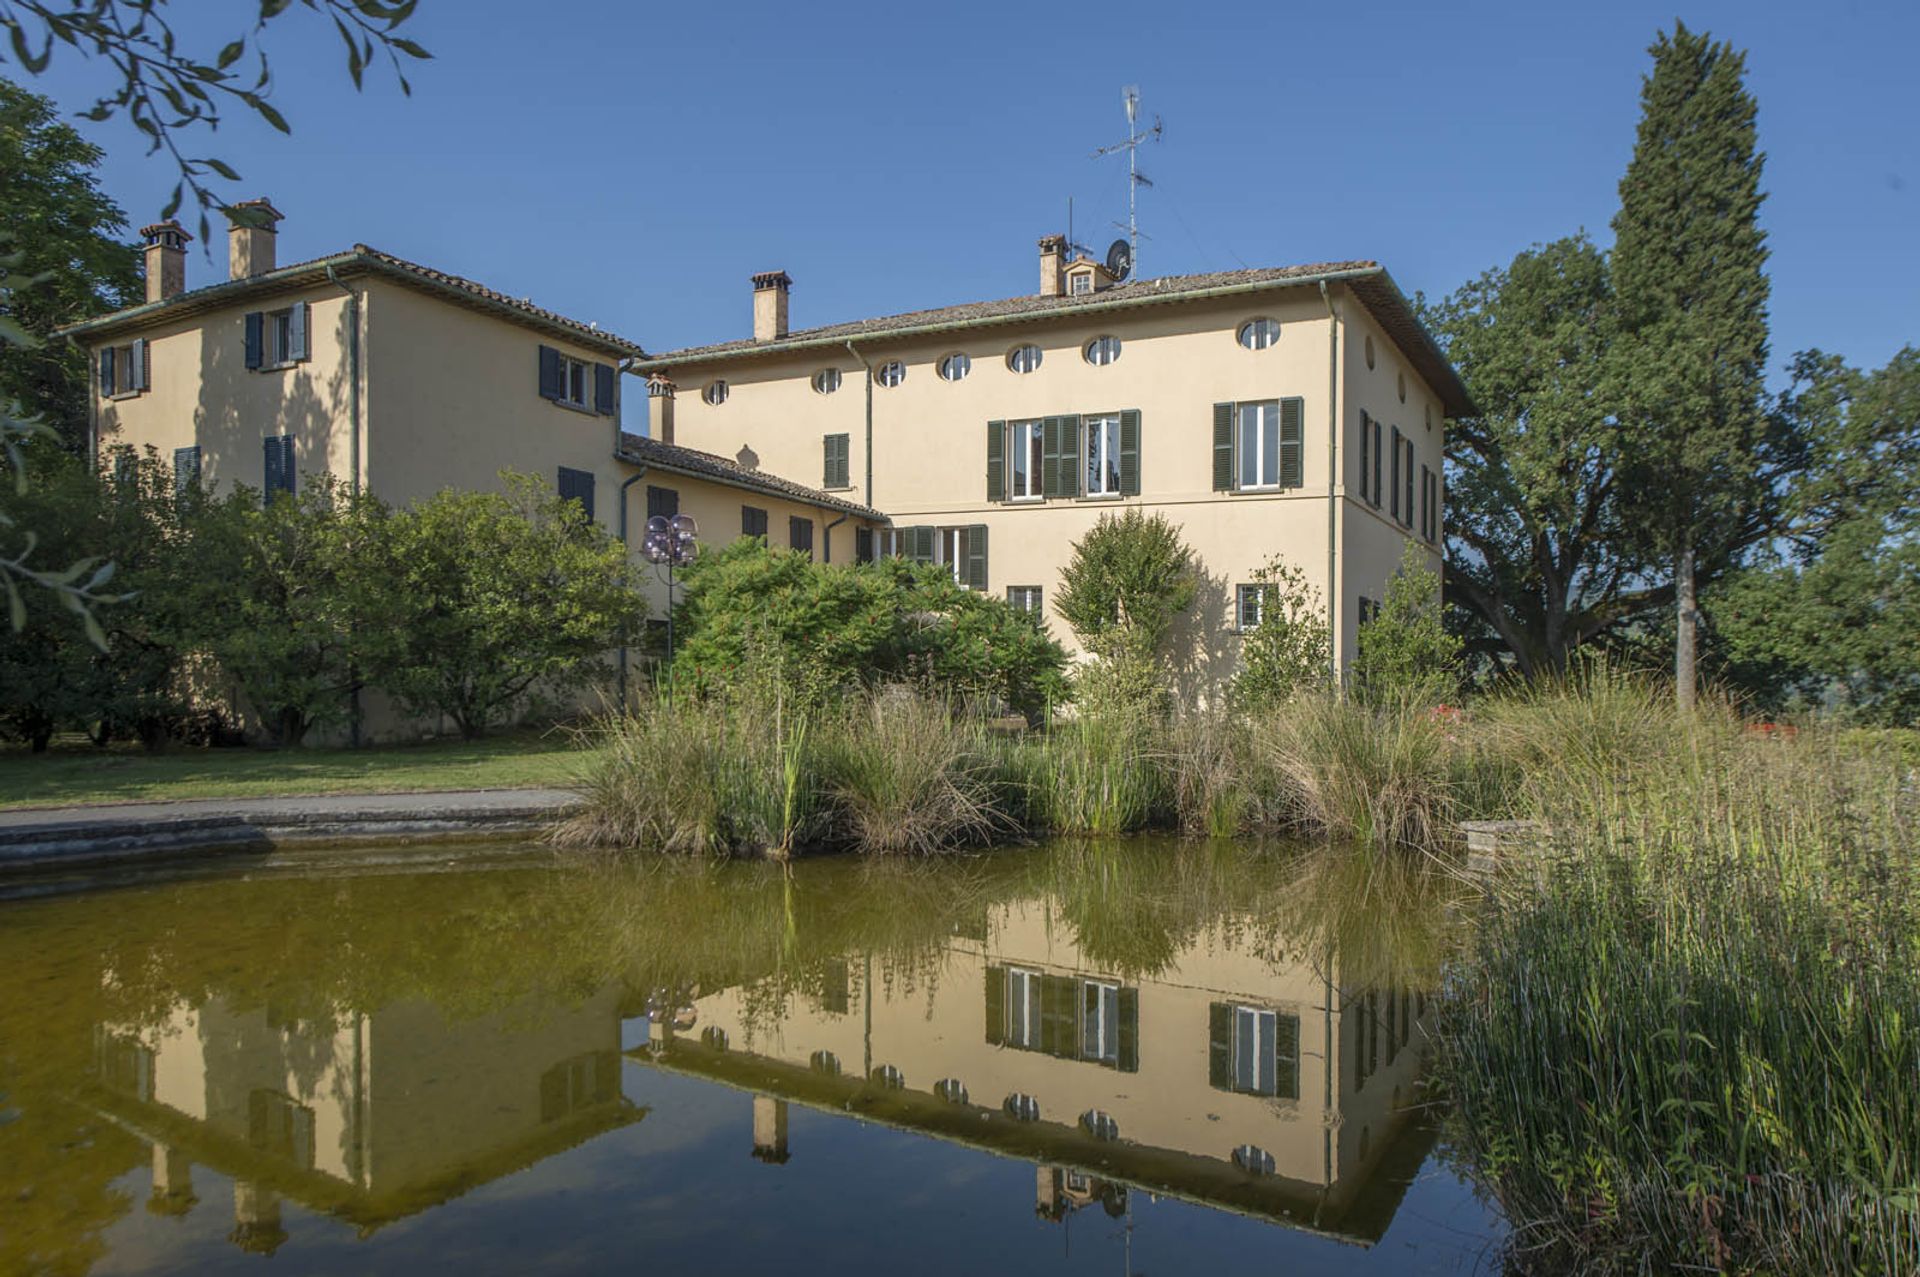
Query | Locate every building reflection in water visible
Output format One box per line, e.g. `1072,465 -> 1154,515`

632,881 -> 1440,1246
87,986 -> 641,1252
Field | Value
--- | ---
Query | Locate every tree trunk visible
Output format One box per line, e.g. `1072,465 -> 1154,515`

1674,543 -> 1698,711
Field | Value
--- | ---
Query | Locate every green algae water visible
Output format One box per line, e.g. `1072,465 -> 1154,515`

0,840 -> 1501,1274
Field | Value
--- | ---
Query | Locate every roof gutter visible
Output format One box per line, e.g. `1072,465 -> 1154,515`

613,447 -> 886,524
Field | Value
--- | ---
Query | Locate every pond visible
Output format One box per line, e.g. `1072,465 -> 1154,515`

0,839 -> 1504,1274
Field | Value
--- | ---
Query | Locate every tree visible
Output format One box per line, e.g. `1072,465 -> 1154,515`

180,475 -> 389,746
1230,555 -> 1330,710
1709,349 -> 1920,723
1054,510 -> 1198,721
1429,236 -> 1662,678
1609,23 -> 1786,709
1353,542 -> 1464,706
1,1 -> 429,240
373,476 -> 646,739
0,77 -> 139,450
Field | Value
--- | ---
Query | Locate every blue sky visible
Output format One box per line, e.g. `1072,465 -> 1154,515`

26,0 -> 1919,382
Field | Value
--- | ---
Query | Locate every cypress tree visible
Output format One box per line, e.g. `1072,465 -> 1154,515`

1610,23 -> 1772,710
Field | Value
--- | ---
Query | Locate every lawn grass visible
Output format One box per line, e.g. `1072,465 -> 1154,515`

0,731 -> 589,810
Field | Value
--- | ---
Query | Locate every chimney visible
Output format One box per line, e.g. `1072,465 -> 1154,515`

1038,234 -> 1066,298
140,221 -> 191,303
226,198 -> 284,280
646,373 -> 676,445
752,270 -> 790,341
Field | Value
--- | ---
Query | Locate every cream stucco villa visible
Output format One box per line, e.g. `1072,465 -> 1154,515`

638,235 -> 1470,686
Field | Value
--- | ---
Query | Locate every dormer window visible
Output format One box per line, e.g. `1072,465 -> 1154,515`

1070,273 -> 1093,296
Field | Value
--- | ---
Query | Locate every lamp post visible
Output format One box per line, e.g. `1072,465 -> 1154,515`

642,513 -> 699,672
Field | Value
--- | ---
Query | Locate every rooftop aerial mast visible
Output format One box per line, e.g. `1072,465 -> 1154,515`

1092,86 -> 1162,281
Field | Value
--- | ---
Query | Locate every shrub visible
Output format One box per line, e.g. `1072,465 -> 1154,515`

1248,694 -> 1456,851
1053,508 -> 1198,657
1231,555 -> 1332,710
1353,541 -> 1462,706
816,690 -> 1007,854
371,474 -> 646,738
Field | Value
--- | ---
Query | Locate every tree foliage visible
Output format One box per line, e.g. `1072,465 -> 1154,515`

1429,236 -> 1656,678
0,1 -> 430,240
0,77 -> 139,450
373,476 -> 646,739
1054,510 -> 1197,658
671,538 -> 1069,719
1230,555 -> 1330,710
1354,542 -> 1463,706
1609,22 -> 1787,707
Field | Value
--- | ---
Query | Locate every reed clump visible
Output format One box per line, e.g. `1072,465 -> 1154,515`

1433,690 -> 1920,1274
816,690 -> 1009,854
1248,693 -> 1458,851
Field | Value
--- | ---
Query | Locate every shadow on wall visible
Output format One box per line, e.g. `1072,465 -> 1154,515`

193,294 -> 352,496
1168,566 -> 1237,708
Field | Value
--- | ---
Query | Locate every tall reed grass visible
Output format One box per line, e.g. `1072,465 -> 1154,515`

1433,679 -> 1920,1274
1249,693 -> 1458,850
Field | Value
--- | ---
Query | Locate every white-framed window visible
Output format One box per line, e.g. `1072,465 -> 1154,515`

873,1064 -> 905,1089
269,308 -> 296,365
1238,399 -> 1283,489
934,1078 -> 969,1105
1236,584 -> 1266,631
812,368 -> 841,394
1084,414 -> 1122,496
1070,272 -> 1093,295
1233,1145 -> 1277,1175
100,339 -> 148,397
1084,335 -> 1122,366
1238,318 -> 1280,350
1005,968 -> 1042,1049
558,356 -> 589,407
938,526 -> 968,584
939,352 -> 971,382
702,380 -> 728,406
877,360 -> 906,387
1080,1110 -> 1119,1141
1008,419 -> 1044,500
1004,1093 -> 1041,1122
1006,585 -> 1043,615
1216,1004 -> 1299,1099
1081,980 -> 1120,1066
1007,344 -> 1042,374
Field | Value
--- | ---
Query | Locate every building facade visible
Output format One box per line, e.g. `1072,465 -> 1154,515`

640,237 -> 1471,691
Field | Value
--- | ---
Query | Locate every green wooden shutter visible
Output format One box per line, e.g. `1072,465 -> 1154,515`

1279,396 -> 1304,489
1371,418 -> 1383,505
1212,402 -> 1234,491
1404,439 -> 1415,523
1118,409 -> 1141,495
131,338 -> 149,391
1208,1003 -> 1233,1089
1358,410 -> 1370,496
1116,987 -> 1139,1073
1040,417 -> 1061,498
965,524 -> 988,591
594,363 -> 617,416
1277,1014 -> 1300,1100
290,301 -> 310,362
910,525 -> 935,564
537,345 -> 561,400
1390,427 -> 1402,520
984,967 -> 1005,1046
1057,415 -> 1082,498
244,312 -> 264,370
985,420 -> 1005,502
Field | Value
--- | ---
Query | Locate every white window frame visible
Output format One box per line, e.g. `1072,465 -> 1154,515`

1008,419 -> 1045,501
1007,344 -> 1042,374
1237,400 -> 1282,490
1084,335 -> 1122,367
1084,414 -> 1122,497
1006,585 -> 1043,615
1081,980 -> 1120,1064
1070,272 -> 1093,296
1236,584 -> 1266,631
1006,968 -> 1042,1049
701,379 -> 728,407
106,341 -> 144,397
813,368 -> 841,395
938,352 -> 971,382
877,360 -> 906,388
937,527 -> 967,584
1238,318 -> 1281,351
1233,1005 -> 1277,1095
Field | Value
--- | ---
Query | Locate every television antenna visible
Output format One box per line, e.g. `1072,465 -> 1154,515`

1091,85 -> 1162,281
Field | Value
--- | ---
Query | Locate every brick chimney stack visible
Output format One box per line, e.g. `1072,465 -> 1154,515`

226,198 -> 284,280
1038,234 -> 1066,298
140,220 -> 191,303
752,270 -> 791,341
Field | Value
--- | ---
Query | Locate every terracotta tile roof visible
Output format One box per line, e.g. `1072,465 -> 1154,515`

637,260 -> 1474,418
55,245 -> 646,359
616,431 -> 886,522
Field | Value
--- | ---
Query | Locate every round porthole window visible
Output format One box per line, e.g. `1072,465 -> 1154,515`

701,1026 -> 728,1051
1233,1144 -> 1277,1175
1238,318 -> 1280,350
1425,404 -> 1433,431
810,1050 -> 841,1076
1084,335 -> 1122,366
1364,335 -> 1376,370
702,380 -> 729,406
934,1078 -> 969,1105
1081,1110 -> 1120,1141
812,368 -> 841,395
1007,344 -> 1043,374
876,361 -> 906,388
938,352 -> 971,382
872,1064 -> 906,1089
1004,1093 -> 1041,1122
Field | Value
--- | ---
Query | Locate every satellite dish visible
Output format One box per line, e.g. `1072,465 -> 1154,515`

1105,239 -> 1133,282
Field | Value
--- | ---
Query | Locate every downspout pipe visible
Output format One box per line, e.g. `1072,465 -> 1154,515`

1319,281 -> 1341,690
326,265 -> 364,746
823,512 -> 848,564
616,465 -> 647,710
845,339 -> 874,508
